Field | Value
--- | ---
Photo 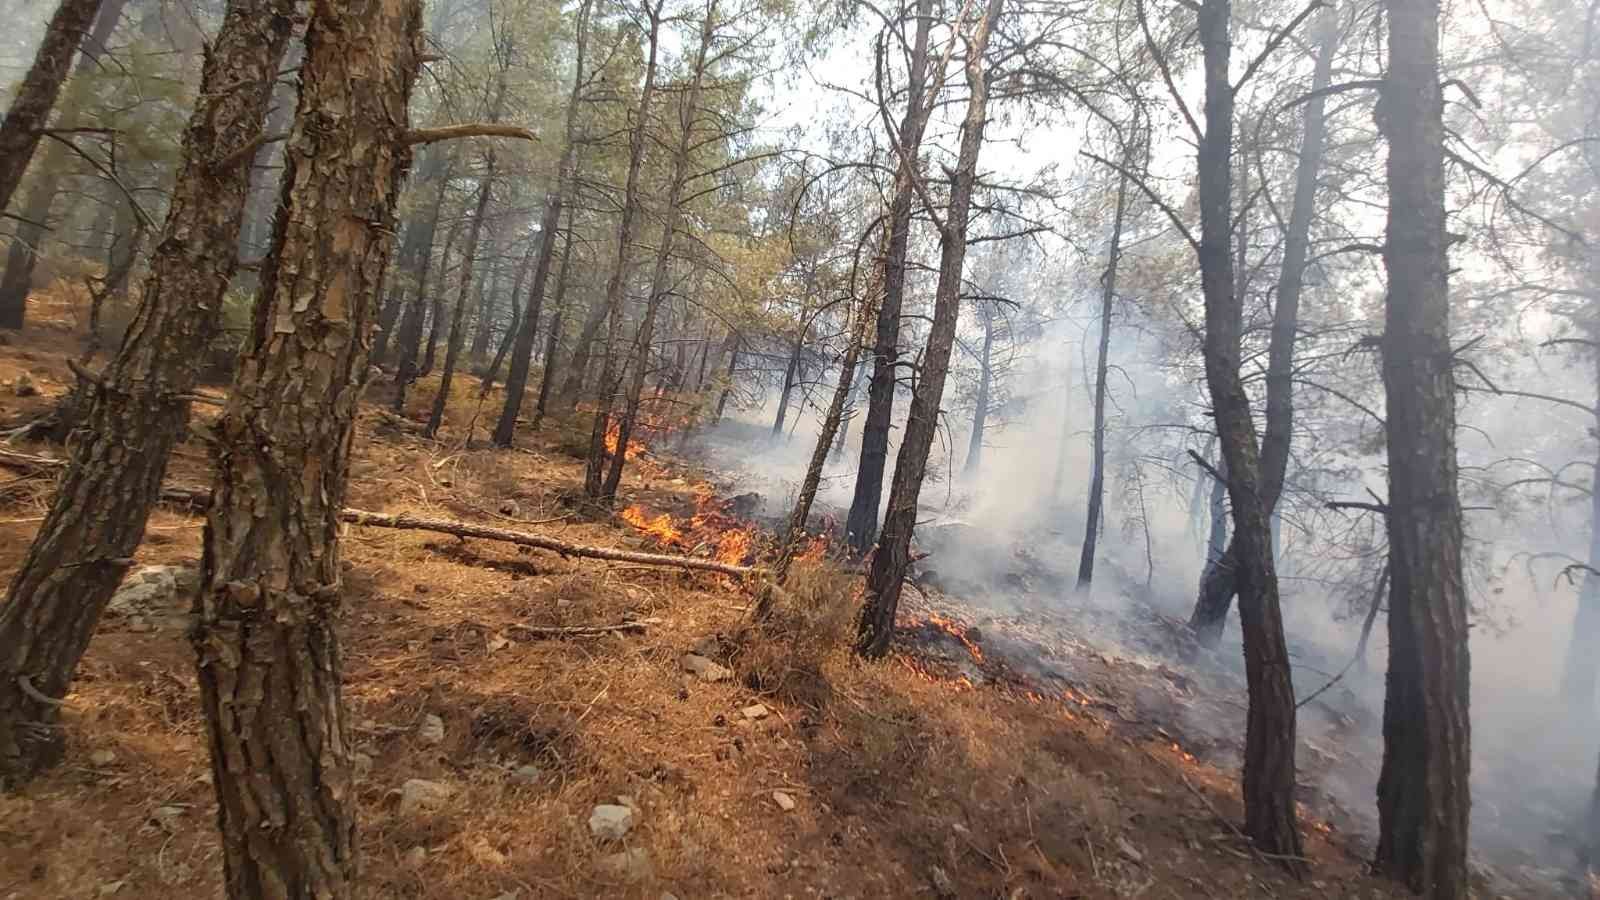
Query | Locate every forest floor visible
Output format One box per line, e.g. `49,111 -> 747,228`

0,296 -> 1542,898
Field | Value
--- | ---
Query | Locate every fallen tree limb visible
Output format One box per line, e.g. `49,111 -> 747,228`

1,450 -> 758,580
507,617 -> 664,639
339,508 -> 762,579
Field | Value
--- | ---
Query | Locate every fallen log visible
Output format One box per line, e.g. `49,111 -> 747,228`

1,449 -> 760,580
507,617 -> 664,639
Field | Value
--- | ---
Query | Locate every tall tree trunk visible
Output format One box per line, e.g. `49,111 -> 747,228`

601,0 -> 714,501
0,0 -> 295,788
390,156 -> 454,408
556,292 -> 609,408
964,299 -> 994,477
531,209 -> 578,429
1195,0 -> 1303,863
1189,9 -> 1338,646
496,0 -> 592,443
468,222 -> 500,359
479,228 -> 536,393
1373,0 -> 1471,894
582,0 -> 663,501
714,341 -> 738,423
844,0 -> 935,552
772,337 -> 802,438
426,157 -> 497,438
420,215 -> 464,377
856,0 -> 1001,657
1076,173 -> 1128,590
1562,345 -> 1600,710
194,2 -> 422,894
0,0 -> 104,225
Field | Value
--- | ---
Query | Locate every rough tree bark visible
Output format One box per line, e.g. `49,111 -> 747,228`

1076,173 -> 1127,589
844,0 -> 935,552
856,0 -> 1001,657
600,0 -> 715,501
530,208 -> 578,429
495,0 -> 592,444
0,0 -> 103,228
191,0 -> 422,894
1373,0 -> 1472,894
582,0 -> 664,500
0,0 -> 295,788
1194,0 -> 1303,863
1189,9 -> 1338,645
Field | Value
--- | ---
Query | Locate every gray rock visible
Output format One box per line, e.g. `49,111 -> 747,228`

598,848 -> 654,882
511,765 -> 542,784
89,749 -> 116,767
107,565 -> 200,622
588,803 -> 635,841
12,372 -> 37,397
680,653 -> 732,682
417,713 -> 445,746
398,778 -> 455,816
351,752 -> 373,781
771,790 -> 796,812
740,704 -> 769,720
930,865 -> 956,898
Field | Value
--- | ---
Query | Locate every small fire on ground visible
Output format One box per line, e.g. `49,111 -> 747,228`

619,488 -> 758,566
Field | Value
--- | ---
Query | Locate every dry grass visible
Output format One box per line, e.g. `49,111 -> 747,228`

0,319 -> 1426,899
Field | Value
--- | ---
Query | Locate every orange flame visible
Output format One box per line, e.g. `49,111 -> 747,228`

620,505 -> 684,545
925,612 -> 984,664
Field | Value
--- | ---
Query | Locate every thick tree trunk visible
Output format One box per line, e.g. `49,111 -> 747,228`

193,2 -> 421,895
530,211 -> 577,429
856,0 -> 1000,657
1195,0 -> 1302,864
1562,348 -> 1600,710
0,0 -> 103,223
601,1 -> 713,501
844,0 -> 935,553
964,300 -> 994,477
425,160 -> 496,438
0,0 -> 295,789
582,0 -> 663,501
1373,1 -> 1471,894
1188,10 -> 1337,646
497,0 -> 591,443
1076,174 -> 1127,590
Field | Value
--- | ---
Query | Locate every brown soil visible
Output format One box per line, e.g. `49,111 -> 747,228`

0,301 -> 1423,899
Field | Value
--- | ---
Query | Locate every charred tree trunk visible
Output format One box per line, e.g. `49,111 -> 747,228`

1373,0 -> 1471,894
772,337 -> 803,438
1076,173 -> 1128,590
1194,0 -> 1303,863
601,0 -> 713,501
582,0 -> 663,501
193,1 -> 422,894
714,341 -> 739,423
964,300 -> 994,478
496,0 -> 591,443
1562,345 -> 1600,711
421,215 -> 464,377
426,156 -> 497,438
856,0 -> 1000,657
844,0 -> 935,552
0,0 -> 295,788
531,210 -> 578,430
0,172 -> 57,331
479,229 -> 536,394
390,156 -> 453,408
0,0 -> 103,224
1189,10 -> 1337,646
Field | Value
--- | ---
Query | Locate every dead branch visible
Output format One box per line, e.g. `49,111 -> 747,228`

338,508 -> 761,578
507,617 -> 664,639
402,124 -> 537,146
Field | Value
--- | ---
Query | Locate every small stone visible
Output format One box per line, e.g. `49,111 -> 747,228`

588,804 -> 635,841
98,880 -> 126,896
598,848 -> 654,882
403,847 -> 428,869
1115,835 -> 1144,864
498,500 -> 521,518
417,713 -> 445,746
772,790 -> 796,812
555,598 -> 572,610
511,765 -> 541,784
351,752 -> 373,780
680,653 -> 731,682
930,865 -> 957,898
616,794 -> 638,810
126,615 -> 152,633
90,749 -> 117,767
398,778 -> 455,816
741,704 -> 769,720
12,372 -> 38,397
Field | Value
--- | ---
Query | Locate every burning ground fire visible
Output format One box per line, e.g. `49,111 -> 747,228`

619,488 -> 759,567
